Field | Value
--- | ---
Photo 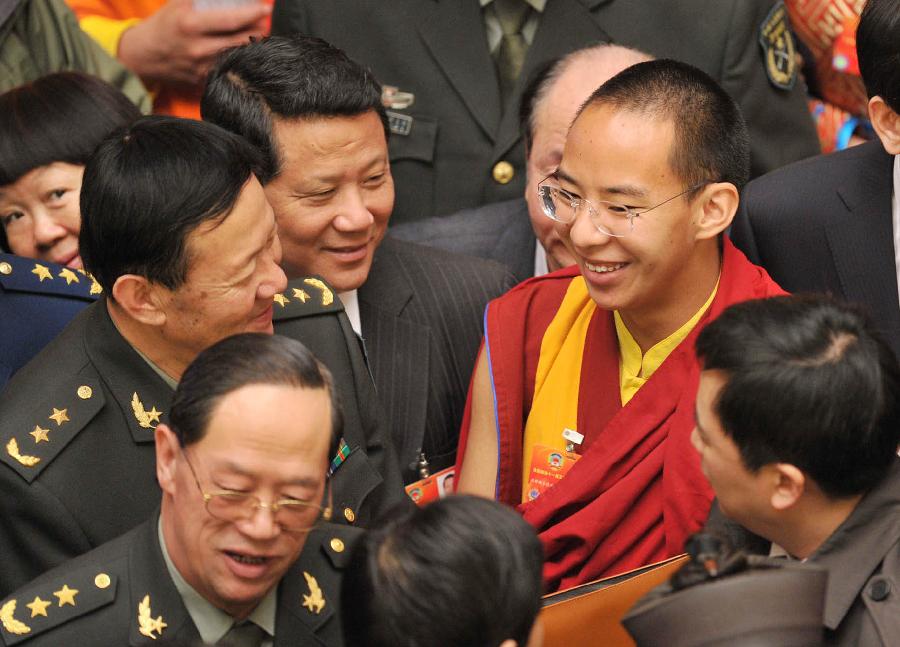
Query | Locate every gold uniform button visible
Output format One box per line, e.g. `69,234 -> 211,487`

330,538 -> 345,553
492,161 -> 515,185
0,261 -> 11,275
94,573 -> 111,589
343,507 -> 356,523
77,385 -> 93,400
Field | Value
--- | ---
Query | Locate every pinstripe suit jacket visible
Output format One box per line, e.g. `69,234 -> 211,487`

359,236 -> 516,482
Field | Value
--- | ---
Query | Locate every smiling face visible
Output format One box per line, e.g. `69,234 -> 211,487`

525,49 -> 651,273
263,111 -> 392,291
154,176 -> 287,368
159,382 -> 332,618
554,104 -> 708,322
0,162 -> 84,267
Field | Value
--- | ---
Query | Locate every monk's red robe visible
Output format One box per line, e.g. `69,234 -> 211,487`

455,238 -> 785,591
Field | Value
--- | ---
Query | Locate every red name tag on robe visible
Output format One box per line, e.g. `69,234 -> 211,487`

526,444 -> 581,501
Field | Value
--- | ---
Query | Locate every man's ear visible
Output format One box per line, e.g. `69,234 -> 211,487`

694,182 -> 739,241
111,274 -> 168,327
869,96 -> 900,155
770,463 -> 805,511
155,423 -> 180,495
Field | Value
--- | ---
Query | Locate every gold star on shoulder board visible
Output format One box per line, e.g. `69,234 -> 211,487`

31,264 -> 52,282
48,408 -> 69,426
25,596 -> 50,618
53,585 -> 78,607
273,293 -> 290,307
292,288 -> 311,303
58,268 -> 80,285
29,426 -> 50,444
301,571 -> 326,614
89,279 -> 102,295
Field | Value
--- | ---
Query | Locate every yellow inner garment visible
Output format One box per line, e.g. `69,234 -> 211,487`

521,276 -> 718,501
615,279 -> 719,406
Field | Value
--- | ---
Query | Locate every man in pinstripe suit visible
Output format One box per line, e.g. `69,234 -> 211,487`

203,35 -> 516,483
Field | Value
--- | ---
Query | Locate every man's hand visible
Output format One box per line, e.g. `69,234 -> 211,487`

117,0 -> 270,86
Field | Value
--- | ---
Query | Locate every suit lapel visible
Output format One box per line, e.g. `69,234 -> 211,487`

127,519 -> 198,646
417,0 -> 501,141
359,241 -> 431,468
83,300 -> 174,444
492,0 -> 613,160
823,145 -> 900,346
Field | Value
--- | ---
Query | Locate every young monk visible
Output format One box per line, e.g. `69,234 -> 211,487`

456,59 -> 785,592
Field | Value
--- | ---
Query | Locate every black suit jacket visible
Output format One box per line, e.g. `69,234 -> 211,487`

730,141 -> 900,359
0,280 -> 404,596
390,198 -> 536,284
359,237 -> 516,481
273,0 -> 819,224
0,516 -> 361,646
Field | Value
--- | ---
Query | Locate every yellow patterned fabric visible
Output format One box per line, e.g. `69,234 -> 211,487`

615,279 -> 719,406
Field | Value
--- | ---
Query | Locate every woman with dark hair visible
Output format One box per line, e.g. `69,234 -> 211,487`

0,72 -> 141,386
0,71 -> 141,264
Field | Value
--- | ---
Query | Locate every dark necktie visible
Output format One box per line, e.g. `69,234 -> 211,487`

219,621 -> 268,647
493,0 -> 531,104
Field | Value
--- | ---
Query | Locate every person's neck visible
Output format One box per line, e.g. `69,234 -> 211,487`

768,493 -> 863,560
618,244 -> 720,353
107,300 -> 187,383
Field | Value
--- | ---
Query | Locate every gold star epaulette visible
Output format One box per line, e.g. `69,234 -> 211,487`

0,254 -> 102,301
272,276 -> 344,321
0,568 -> 117,645
0,379 -> 104,483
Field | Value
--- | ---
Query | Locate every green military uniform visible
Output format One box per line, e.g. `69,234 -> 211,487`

0,276 -> 405,596
0,0 -> 150,111
0,515 -> 360,646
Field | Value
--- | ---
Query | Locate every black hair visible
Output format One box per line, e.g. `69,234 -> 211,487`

201,35 -> 388,185
578,59 -> 750,194
169,333 -> 342,456
79,115 -> 264,294
696,295 -> 900,498
857,0 -> 900,112
342,495 -> 544,647
0,72 -> 142,250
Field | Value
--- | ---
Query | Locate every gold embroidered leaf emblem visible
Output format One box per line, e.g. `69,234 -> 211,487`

301,571 -> 326,614
0,599 -> 31,635
6,438 -> 40,467
138,595 -> 167,640
131,393 -> 162,429
303,278 -> 334,306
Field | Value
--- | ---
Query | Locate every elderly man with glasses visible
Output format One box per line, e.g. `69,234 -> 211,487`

456,59 -> 785,593
0,333 -> 358,646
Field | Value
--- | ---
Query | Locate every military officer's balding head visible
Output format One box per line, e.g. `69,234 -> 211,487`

78,116 -> 288,381
154,333 -> 339,620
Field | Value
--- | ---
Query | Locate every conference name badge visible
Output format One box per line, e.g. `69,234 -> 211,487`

526,444 -> 580,502
405,466 -> 455,506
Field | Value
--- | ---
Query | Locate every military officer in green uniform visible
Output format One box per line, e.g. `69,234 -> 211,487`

0,116 -> 403,597
0,333 -> 360,646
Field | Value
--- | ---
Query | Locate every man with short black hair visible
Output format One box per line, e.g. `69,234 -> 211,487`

0,116 -> 402,597
457,59 -> 784,591
731,0 -> 900,361
392,44 -> 652,283
694,295 -> 900,645
203,36 -> 516,483
0,333 -> 360,645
